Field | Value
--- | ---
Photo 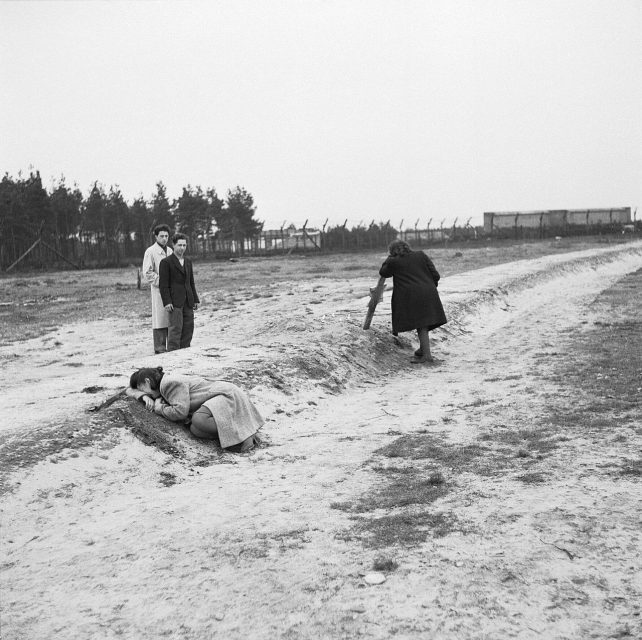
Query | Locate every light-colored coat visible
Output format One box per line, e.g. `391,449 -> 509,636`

127,375 -> 264,448
142,243 -> 173,328
158,375 -> 263,448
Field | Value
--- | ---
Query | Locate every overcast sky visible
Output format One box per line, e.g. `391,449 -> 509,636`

2,0 -> 640,230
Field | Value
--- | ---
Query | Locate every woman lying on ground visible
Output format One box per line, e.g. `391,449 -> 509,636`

126,367 -> 263,452
379,239 -> 448,364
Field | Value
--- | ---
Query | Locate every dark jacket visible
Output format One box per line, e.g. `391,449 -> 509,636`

159,253 -> 200,309
379,250 -> 447,334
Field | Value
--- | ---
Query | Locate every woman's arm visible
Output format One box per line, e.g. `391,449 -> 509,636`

379,257 -> 395,278
126,387 -> 154,411
423,253 -> 440,285
142,249 -> 159,286
159,258 -> 172,307
126,387 -> 146,400
189,263 -> 200,304
155,379 -> 191,421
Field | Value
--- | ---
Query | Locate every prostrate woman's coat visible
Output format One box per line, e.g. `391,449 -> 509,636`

142,243 -> 173,329
156,374 -> 264,448
379,250 -> 447,335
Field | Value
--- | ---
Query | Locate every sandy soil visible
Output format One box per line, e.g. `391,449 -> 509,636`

1,240 -> 641,639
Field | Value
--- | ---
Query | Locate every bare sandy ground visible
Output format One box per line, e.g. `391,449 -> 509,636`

1,241 -> 641,639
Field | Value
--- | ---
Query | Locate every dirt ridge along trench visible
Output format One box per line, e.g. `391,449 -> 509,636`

0,243 -> 641,640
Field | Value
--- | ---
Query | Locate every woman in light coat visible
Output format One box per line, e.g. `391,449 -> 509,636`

142,224 -> 173,354
127,367 -> 263,452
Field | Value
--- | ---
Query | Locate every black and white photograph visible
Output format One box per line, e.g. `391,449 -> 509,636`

1,1 -> 641,638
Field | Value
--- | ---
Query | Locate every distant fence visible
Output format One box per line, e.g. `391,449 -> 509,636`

1,220 -> 640,271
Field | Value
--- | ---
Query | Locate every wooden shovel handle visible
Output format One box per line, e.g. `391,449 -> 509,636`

363,276 -> 387,330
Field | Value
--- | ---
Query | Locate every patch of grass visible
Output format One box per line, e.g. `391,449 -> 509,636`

333,435 -> 463,548
256,527 -> 311,552
372,556 -> 399,572
488,426 -> 559,456
331,475 -> 448,513
375,434 -> 506,475
370,465 -> 415,475
346,511 -> 461,548
484,374 -> 523,382
82,386 -> 105,394
619,459 -> 642,477
305,265 -> 332,274
428,471 -> 446,485
463,398 -> 491,408
159,471 -> 178,487
334,434 -> 467,548
344,264 -> 367,272
516,472 -> 547,484
376,434 -> 479,461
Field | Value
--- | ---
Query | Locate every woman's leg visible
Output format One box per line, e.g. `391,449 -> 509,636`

415,328 -> 423,357
191,405 -> 256,451
190,406 -> 218,440
411,328 -> 433,363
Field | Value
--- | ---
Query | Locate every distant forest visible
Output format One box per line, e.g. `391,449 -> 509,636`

0,171 -> 273,268
0,171 -> 262,245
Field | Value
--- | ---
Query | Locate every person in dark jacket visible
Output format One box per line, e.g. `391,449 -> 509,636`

379,240 -> 447,363
159,233 -> 200,351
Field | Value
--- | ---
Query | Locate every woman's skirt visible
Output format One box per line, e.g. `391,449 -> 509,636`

201,383 -> 264,448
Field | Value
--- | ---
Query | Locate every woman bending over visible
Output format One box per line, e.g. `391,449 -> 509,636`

379,240 -> 447,363
127,367 -> 263,452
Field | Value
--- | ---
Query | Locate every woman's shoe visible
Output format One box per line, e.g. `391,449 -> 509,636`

239,436 -> 256,452
410,355 -> 434,364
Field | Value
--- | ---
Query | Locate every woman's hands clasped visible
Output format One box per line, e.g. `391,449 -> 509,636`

142,396 -> 155,411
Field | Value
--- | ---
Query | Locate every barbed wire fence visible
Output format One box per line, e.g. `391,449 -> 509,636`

1,217 -> 639,271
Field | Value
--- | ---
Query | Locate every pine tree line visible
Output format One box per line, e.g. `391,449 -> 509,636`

0,171 -> 262,256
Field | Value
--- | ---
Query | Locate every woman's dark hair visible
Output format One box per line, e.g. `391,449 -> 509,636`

172,232 -> 187,244
153,224 -> 171,237
130,366 -> 165,390
388,239 -> 412,257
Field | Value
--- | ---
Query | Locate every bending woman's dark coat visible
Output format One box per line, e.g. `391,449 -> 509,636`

379,250 -> 447,335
